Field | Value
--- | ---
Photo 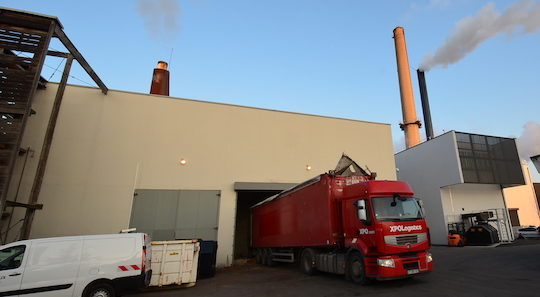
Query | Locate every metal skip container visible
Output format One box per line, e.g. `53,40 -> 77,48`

149,240 -> 200,287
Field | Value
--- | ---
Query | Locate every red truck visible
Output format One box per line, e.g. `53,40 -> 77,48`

251,172 -> 433,284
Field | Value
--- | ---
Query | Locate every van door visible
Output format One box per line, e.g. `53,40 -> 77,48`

19,240 -> 82,297
0,244 -> 27,296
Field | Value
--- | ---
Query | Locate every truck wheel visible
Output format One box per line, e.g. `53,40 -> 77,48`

348,253 -> 370,285
300,248 -> 317,275
264,248 -> 275,267
255,249 -> 263,264
84,282 -> 116,297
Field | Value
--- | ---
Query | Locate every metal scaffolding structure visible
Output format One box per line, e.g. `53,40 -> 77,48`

0,7 -> 107,242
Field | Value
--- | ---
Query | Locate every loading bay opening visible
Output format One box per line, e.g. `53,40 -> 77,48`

233,182 -> 297,260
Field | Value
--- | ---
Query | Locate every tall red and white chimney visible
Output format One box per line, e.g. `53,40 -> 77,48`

150,61 -> 170,96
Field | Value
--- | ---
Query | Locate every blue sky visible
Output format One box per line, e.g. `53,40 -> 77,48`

3,0 -> 539,180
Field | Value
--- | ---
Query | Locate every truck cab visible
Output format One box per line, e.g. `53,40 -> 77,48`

341,180 -> 432,282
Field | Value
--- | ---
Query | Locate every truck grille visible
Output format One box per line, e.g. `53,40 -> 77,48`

397,235 -> 417,245
384,233 -> 428,246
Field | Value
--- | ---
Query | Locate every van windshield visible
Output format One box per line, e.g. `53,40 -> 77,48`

0,245 -> 25,270
372,196 -> 423,222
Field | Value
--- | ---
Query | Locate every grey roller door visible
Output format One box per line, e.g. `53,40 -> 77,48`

130,189 -> 220,241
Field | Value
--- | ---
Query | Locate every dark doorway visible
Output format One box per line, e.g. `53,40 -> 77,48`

234,190 -> 280,259
508,208 -> 521,227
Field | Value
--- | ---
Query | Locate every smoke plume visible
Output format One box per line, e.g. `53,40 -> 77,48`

420,0 -> 540,71
137,0 -> 181,40
516,122 -> 540,160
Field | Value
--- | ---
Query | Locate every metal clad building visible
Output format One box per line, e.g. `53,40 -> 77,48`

395,131 -> 526,245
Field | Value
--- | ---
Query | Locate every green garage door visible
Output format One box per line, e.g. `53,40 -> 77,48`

129,189 -> 220,241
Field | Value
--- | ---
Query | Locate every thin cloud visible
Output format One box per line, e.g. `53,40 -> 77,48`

516,121 -> 540,160
136,0 -> 181,41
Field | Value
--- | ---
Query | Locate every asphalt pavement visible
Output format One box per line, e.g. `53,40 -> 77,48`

127,241 -> 540,297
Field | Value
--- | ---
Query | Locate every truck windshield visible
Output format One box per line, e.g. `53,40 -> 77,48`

372,196 -> 423,222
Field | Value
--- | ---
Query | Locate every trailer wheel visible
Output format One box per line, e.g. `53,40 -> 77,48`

255,249 -> 263,264
348,253 -> 370,285
83,282 -> 116,297
300,248 -> 317,275
264,248 -> 275,267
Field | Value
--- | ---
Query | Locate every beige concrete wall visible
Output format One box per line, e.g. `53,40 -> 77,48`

6,83 -> 396,266
503,163 -> 540,227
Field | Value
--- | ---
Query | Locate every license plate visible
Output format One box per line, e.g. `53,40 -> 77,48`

407,269 -> 419,275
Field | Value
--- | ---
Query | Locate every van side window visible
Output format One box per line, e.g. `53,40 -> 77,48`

0,245 -> 25,270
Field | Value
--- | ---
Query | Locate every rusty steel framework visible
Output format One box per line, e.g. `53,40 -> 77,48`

0,7 -> 107,242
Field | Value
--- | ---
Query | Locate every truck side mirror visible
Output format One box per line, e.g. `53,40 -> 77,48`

357,200 -> 367,221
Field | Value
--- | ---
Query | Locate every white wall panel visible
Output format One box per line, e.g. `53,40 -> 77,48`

395,132 -> 462,244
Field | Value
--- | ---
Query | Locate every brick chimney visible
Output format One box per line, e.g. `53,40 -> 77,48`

150,61 -> 169,96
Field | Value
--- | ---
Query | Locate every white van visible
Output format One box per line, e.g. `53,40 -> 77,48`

0,233 -> 151,297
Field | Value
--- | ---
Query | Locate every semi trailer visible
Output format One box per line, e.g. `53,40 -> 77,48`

251,171 -> 433,284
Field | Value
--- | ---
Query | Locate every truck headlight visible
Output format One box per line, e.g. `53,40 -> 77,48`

426,252 -> 433,263
377,258 -> 395,268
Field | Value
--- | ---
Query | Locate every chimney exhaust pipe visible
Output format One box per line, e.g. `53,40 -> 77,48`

417,69 -> 435,140
393,27 -> 421,149
150,61 -> 170,96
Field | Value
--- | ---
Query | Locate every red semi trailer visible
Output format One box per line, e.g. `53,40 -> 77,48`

251,173 -> 433,284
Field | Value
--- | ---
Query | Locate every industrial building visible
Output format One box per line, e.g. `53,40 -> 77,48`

391,26 -> 536,245
0,8 -> 398,268
2,82 -> 398,267
395,131 -> 526,244
1,8 -> 537,274
503,162 -> 540,228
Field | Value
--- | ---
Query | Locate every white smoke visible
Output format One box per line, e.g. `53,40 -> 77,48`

516,122 -> 540,160
137,0 -> 181,40
420,0 -> 540,71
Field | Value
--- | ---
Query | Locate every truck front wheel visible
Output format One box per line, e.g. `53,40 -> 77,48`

300,248 -> 317,275
348,253 -> 370,285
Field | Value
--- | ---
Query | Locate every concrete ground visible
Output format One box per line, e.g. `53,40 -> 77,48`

127,241 -> 540,297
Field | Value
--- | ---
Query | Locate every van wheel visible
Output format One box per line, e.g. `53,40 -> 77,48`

348,253 -> 371,285
84,282 -> 116,297
300,248 -> 317,275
